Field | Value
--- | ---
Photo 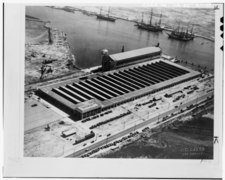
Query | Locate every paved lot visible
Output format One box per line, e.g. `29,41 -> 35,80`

24,73 -> 214,157
67,91 -> 213,157
25,100 -> 64,131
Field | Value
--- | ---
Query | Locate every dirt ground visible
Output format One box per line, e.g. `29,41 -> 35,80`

25,16 -> 81,85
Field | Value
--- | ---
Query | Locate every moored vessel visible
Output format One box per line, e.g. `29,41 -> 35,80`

96,8 -> 116,22
167,26 -> 195,41
136,9 -> 163,32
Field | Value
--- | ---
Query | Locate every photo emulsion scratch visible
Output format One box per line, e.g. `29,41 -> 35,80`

24,5 -> 215,159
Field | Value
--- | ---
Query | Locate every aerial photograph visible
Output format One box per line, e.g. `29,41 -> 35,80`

24,5 -> 214,158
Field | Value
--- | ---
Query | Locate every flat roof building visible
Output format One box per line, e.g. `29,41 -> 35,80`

38,57 -> 200,120
75,99 -> 102,119
102,46 -> 161,71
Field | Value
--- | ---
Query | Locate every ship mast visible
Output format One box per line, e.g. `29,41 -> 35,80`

177,22 -> 181,33
177,26 -> 180,33
186,27 -> 189,35
149,9 -> 153,26
100,8 -> 102,15
108,8 -> 110,17
190,26 -> 194,35
141,12 -> 144,23
158,13 -> 162,26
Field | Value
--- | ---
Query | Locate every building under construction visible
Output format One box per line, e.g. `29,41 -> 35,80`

38,46 -> 201,120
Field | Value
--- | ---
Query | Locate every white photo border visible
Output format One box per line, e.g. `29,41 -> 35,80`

3,2 -> 223,178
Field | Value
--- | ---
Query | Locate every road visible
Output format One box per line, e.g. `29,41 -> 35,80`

66,91 -> 213,157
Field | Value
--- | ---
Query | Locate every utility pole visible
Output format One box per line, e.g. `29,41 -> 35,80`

133,123 -> 136,132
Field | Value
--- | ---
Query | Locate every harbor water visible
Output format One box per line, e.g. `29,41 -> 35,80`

26,6 -> 215,70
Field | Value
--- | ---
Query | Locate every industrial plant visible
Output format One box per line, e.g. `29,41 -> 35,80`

38,47 -> 200,120
25,45 -> 214,158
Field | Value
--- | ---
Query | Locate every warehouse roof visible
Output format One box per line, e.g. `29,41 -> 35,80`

75,99 -> 101,113
40,59 -> 200,116
109,47 -> 161,62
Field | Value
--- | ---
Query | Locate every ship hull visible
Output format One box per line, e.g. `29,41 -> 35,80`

137,23 -> 163,32
96,15 -> 116,22
167,33 -> 194,41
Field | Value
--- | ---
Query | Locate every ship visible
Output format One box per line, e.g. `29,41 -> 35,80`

136,9 -> 163,32
167,26 -> 195,41
96,8 -> 116,22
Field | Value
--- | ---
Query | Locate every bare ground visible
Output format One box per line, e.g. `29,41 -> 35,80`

25,16 -> 82,85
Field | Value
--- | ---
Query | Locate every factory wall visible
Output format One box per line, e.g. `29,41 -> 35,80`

102,49 -> 161,71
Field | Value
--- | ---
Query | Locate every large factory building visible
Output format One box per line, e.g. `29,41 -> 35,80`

102,46 -> 161,71
38,46 -> 200,120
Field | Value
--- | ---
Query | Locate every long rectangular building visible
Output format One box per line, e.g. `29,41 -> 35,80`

38,58 -> 201,120
102,46 -> 161,71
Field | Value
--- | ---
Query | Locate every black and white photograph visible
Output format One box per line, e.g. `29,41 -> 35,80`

24,4 -> 216,159
2,1 -> 224,178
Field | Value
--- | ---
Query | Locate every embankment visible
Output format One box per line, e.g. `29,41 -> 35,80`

25,15 -> 83,86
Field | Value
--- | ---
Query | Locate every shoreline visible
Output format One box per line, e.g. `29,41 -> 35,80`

48,6 -> 214,42
84,101 -> 214,158
25,15 -> 83,89
24,8 -> 215,159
